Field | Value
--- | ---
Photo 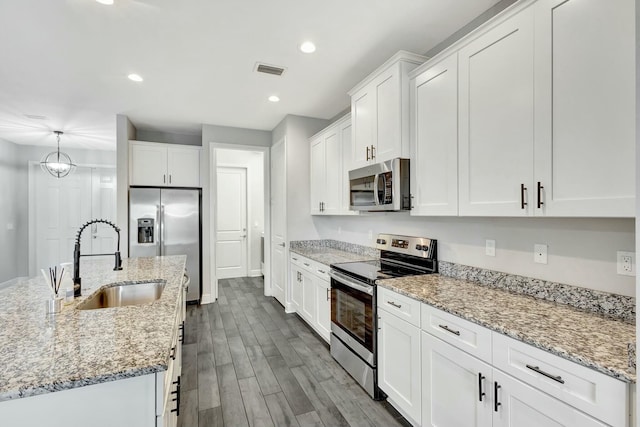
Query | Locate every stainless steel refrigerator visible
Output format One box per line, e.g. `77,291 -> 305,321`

129,187 -> 201,303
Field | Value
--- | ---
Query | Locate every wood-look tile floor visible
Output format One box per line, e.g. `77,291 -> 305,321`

178,277 -> 411,427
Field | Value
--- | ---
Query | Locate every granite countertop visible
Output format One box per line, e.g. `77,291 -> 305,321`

377,274 -> 636,383
0,255 -> 186,402
290,247 -> 377,266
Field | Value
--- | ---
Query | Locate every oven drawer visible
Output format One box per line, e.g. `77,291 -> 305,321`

492,332 -> 628,427
421,304 -> 492,363
377,287 -> 421,327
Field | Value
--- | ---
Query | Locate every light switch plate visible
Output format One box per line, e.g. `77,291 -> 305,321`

534,244 -> 548,264
485,239 -> 496,257
617,251 -> 635,276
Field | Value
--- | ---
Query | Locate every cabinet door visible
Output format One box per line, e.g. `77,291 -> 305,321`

533,0 -> 634,217
323,129 -> 342,214
378,308 -> 421,425
314,277 -> 331,342
411,53 -> 459,216
421,332 -> 492,427
289,263 -> 302,313
374,67 -> 401,162
309,137 -> 325,215
339,119 -> 355,213
167,147 -> 200,187
130,143 -> 168,186
352,88 -> 375,168
492,370 -> 607,427
300,270 -> 315,322
458,7 -> 534,216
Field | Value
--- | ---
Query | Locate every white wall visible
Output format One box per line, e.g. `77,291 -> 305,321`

116,114 -> 136,258
216,149 -> 264,275
0,139 -> 21,282
314,214 -> 635,297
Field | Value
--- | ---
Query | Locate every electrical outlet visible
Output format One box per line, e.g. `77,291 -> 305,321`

534,244 -> 548,264
485,239 -> 496,257
617,251 -> 635,276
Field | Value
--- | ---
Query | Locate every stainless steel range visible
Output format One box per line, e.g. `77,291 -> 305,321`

329,234 -> 437,399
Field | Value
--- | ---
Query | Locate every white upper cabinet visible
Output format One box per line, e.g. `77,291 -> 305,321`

349,51 -> 426,169
130,141 -> 201,188
533,0 -> 635,217
410,53 -> 459,216
309,114 -> 357,215
458,7 -> 535,216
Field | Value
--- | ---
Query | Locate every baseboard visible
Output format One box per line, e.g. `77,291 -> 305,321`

200,293 -> 213,305
248,269 -> 262,277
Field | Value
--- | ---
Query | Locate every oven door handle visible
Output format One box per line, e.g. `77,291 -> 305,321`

329,270 -> 374,295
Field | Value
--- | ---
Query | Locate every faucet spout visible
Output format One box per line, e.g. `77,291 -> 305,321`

73,219 -> 123,297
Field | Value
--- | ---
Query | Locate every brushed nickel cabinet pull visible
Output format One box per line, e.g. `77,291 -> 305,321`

366,146 -> 370,161
387,301 -> 402,309
526,364 -> 565,384
438,324 -> 461,336
371,145 -> 375,159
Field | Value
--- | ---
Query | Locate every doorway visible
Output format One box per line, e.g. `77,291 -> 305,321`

211,147 -> 267,297
29,164 -> 117,276
216,166 -> 248,279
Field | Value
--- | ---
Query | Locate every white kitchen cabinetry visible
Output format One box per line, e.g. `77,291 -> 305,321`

349,51 -> 426,169
309,114 -> 356,215
532,0 -> 635,217
377,296 -> 421,425
458,7 -> 535,216
130,141 -> 201,188
377,288 -> 630,427
288,254 -> 331,343
410,53 -> 459,216
421,332 -> 493,427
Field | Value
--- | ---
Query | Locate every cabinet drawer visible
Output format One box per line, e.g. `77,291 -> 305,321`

377,287 -> 421,327
421,304 -> 492,363
492,332 -> 628,427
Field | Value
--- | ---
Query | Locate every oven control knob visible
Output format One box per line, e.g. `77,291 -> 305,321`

415,244 -> 422,251
377,239 -> 387,245
422,245 -> 430,252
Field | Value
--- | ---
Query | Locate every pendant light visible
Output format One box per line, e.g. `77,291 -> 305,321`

40,131 -> 76,178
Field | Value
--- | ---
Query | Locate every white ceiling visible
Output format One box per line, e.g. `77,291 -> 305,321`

0,0 -> 501,150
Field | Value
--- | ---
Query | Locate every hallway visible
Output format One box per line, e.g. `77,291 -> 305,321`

178,277 -> 409,427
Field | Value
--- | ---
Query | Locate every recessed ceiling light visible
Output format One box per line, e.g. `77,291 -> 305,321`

268,95 -> 280,103
128,73 -> 143,82
299,41 -> 316,54
96,0 -> 114,5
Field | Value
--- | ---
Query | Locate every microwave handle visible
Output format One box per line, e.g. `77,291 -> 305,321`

373,174 -> 380,206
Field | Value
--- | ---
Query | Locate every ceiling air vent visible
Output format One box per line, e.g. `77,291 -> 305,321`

255,62 -> 286,76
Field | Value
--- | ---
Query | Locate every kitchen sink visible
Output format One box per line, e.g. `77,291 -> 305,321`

77,281 -> 165,310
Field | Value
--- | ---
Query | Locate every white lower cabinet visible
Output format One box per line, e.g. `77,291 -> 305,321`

421,332 -> 492,427
289,254 -> 331,343
378,289 -> 630,427
378,306 -> 421,426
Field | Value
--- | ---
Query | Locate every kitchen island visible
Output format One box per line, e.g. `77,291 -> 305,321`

0,255 -> 187,426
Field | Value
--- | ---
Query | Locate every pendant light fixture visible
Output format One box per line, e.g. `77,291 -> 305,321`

40,131 -> 76,178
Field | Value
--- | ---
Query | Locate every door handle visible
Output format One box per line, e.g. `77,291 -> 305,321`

494,381 -> 501,412
478,373 -> 486,402
520,184 -> 528,210
371,145 -> 375,159
278,242 -> 285,247
366,146 -> 370,161
160,205 -> 165,255
537,182 -> 544,209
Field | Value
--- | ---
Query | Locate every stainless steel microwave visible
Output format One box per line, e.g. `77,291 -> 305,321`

349,158 -> 410,211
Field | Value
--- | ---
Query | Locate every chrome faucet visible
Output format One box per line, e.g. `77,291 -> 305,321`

73,219 -> 123,297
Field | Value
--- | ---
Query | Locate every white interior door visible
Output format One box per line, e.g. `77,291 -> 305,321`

90,168 -> 117,256
270,139 -> 286,306
216,167 -> 248,279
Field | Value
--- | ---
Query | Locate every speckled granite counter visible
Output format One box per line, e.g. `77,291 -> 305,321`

377,274 -> 636,383
0,255 -> 186,402
290,239 -> 378,266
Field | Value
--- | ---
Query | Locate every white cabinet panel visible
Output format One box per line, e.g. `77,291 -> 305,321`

533,0 -> 635,217
323,130 -> 342,213
422,332 -> 493,427
458,8 -> 534,216
411,53 -> 459,216
310,137 -> 325,214
352,90 -> 375,169
167,146 -> 200,187
131,143 -> 168,186
315,277 -> 331,342
375,69 -> 401,162
378,307 -> 421,425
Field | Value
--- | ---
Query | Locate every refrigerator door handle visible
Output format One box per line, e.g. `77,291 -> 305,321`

160,205 -> 166,256
155,204 -> 161,256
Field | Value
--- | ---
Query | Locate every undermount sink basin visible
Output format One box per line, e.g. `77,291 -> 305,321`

77,281 -> 165,310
